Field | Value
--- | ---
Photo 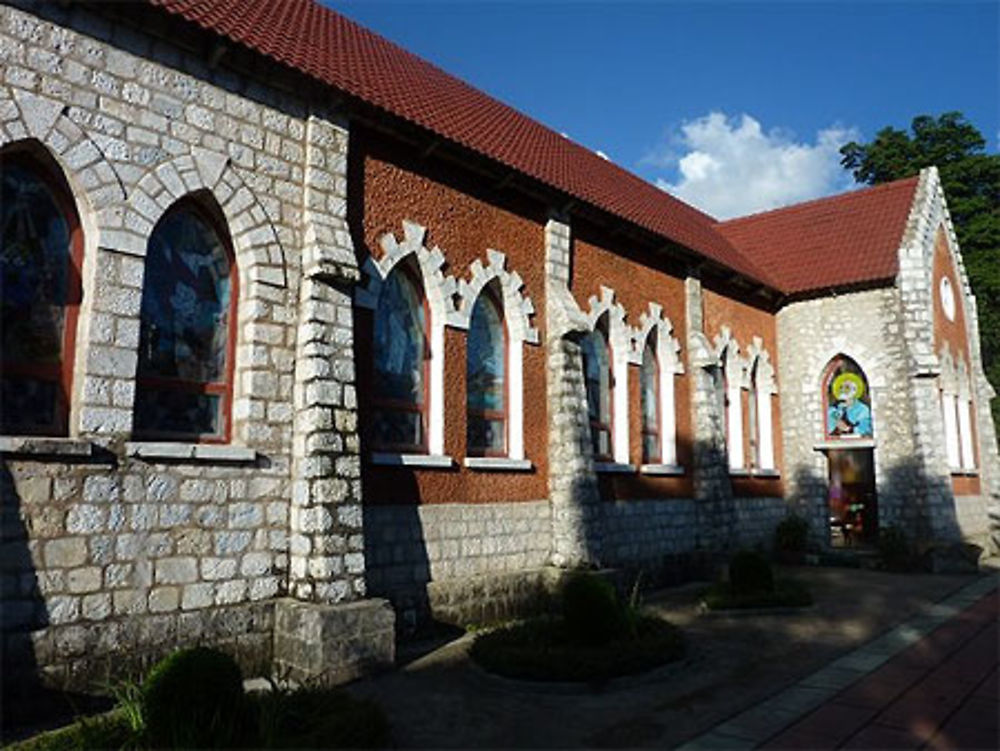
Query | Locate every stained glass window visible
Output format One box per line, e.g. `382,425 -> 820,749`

372,265 -> 427,451
640,337 -> 659,463
582,322 -> 612,461
1,156 -> 81,435
467,288 -> 505,455
134,200 -> 235,441
823,355 -> 873,440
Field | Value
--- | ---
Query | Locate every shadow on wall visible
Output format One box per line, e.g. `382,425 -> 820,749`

788,456 -> 965,550
1,458 -> 47,739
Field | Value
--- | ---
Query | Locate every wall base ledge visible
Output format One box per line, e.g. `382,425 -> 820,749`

272,597 -> 395,685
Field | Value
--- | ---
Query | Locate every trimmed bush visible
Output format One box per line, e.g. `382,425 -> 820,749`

728,551 -> 774,595
142,647 -> 246,749
561,572 -> 624,645
774,515 -> 809,553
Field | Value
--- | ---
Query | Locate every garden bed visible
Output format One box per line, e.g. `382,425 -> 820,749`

699,578 -> 813,612
470,614 -> 684,682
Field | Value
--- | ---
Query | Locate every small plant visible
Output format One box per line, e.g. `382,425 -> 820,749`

774,515 -> 809,553
878,525 -> 912,571
728,550 -> 774,595
142,646 -> 247,749
561,572 -> 624,645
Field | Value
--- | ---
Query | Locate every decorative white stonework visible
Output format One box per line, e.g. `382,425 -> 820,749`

453,248 -> 539,344
633,303 -> 684,466
713,327 -> 746,471
745,336 -> 778,471
356,221 -> 460,456
586,286 -> 631,465
454,249 -> 540,462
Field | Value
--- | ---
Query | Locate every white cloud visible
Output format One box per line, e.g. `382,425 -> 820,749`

651,112 -> 860,219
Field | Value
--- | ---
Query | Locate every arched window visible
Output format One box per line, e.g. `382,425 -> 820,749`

640,336 -> 659,463
582,317 -> 613,462
1,150 -> 83,436
748,359 -> 760,468
822,355 -> 873,440
467,285 -> 505,456
134,198 -> 237,442
371,263 -> 428,452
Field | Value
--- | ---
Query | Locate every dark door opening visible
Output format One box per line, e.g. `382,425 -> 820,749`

827,448 -> 877,546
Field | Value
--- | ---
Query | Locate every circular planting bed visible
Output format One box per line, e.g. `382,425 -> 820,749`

470,614 -> 684,683
700,578 -> 813,612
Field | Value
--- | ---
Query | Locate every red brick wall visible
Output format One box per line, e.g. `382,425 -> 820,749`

351,127 -> 549,505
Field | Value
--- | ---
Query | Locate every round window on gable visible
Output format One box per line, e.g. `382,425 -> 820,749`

939,276 -> 956,322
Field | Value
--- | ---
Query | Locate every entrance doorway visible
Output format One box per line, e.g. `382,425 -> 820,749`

827,448 -> 877,546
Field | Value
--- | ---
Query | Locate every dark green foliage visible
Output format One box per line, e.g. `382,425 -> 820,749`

878,525 -> 913,572
774,515 -> 809,553
561,572 -> 625,645
841,113 -> 1000,429
6,712 -> 137,751
251,686 -> 389,749
141,647 -> 247,749
470,614 -> 684,682
728,551 -> 775,595
702,579 -> 813,611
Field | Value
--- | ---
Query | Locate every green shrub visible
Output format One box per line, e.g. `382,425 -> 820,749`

142,647 -> 247,749
878,525 -> 912,571
702,578 -> 813,610
774,515 -> 809,553
471,614 -> 684,682
728,550 -> 774,595
561,573 -> 624,645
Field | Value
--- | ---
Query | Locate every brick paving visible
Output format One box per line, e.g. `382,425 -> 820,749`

684,576 -> 998,750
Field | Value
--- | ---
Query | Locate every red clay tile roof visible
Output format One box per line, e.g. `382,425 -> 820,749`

717,177 -> 920,295
147,0 -> 917,297
148,0 -> 777,286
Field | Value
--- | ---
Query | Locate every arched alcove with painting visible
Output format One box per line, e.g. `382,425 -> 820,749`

821,354 -> 877,547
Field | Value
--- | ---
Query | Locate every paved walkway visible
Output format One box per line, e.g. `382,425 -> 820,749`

681,575 -> 999,750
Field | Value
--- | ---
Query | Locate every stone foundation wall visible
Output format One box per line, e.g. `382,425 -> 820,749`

362,501 -> 551,627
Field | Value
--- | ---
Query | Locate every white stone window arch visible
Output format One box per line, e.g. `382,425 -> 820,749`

585,287 -> 631,467
631,303 -> 684,470
713,327 -> 746,472
744,337 -> 778,472
453,249 -> 539,466
356,220 -> 458,460
956,355 -> 977,471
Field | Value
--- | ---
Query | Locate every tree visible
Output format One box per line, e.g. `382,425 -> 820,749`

841,112 -> 1000,430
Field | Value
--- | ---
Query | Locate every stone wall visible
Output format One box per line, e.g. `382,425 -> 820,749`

0,0 -> 391,692
363,501 -> 551,627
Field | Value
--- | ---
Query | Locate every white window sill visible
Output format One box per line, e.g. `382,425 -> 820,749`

639,463 -> 685,476
125,442 -> 257,463
594,462 -> 636,474
751,468 -> 781,478
729,468 -> 750,477
950,468 -> 979,477
0,436 -> 95,458
370,452 -> 454,468
813,439 -> 876,451
463,457 -> 533,472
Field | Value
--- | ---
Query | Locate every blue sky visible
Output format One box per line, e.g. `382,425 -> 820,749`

325,1 -> 999,218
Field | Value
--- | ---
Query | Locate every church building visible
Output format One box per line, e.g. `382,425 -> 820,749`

2,0 -> 997,688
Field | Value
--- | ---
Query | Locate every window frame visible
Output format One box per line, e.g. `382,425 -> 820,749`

370,261 -> 431,455
639,333 -> 661,464
133,197 -> 238,444
466,285 -> 508,458
583,319 -> 614,463
0,150 -> 84,437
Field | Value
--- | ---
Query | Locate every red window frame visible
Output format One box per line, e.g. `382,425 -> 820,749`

466,286 -> 508,457
371,263 -> 430,454
585,320 -> 614,463
134,197 -> 238,443
0,149 -> 83,437
640,334 -> 661,464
